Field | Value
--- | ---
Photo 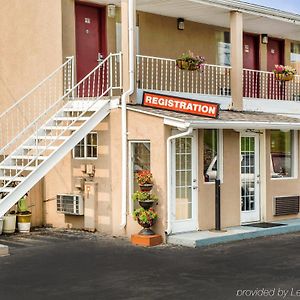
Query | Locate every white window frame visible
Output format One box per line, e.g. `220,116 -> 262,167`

73,132 -> 98,160
270,130 -> 298,180
128,140 -> 151,213
203,129 -> 223,184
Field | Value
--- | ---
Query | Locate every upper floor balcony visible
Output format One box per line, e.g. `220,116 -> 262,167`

136,55 -> 300,102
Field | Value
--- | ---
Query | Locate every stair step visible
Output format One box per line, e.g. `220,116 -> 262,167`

0,165 -> 36,171
11,155 -> 48,161
43,126 -> 79,131
0,176 -> 25,182
53,116 -> 89,121
22,145 -> 58,150
0,187 -> 14,193
34,135 -> 68,141
62,107 -> 97,112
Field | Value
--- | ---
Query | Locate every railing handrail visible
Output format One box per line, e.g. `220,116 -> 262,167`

0,52 -> 122,191
136,54 -> 232,69
0,53 -> 122,156
243,67 -> 300,78
0,57 -> 74,120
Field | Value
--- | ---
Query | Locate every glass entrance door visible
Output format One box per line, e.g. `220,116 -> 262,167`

240,134 -> 260,223
171,131 -> 198,233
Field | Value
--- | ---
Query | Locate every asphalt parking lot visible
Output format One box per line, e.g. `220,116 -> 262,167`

1,229 -> 300,300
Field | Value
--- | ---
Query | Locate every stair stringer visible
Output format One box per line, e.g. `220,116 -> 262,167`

0,100 -> 111,217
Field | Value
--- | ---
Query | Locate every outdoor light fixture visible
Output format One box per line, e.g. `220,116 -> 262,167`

177,18 -> 184,30
261,34 -> 268,44
108,4 -> 116,18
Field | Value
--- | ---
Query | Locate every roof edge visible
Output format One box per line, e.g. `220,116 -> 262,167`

189,0 -> 300,25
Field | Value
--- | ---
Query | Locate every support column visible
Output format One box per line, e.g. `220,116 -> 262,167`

230,11 -> 243,111
84,181 -> 98,232
121,0 -> 130,93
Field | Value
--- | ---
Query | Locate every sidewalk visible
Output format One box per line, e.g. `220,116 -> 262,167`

167,218 -> 300,247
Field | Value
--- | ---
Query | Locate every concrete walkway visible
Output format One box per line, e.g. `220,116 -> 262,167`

168,218 -> 300,247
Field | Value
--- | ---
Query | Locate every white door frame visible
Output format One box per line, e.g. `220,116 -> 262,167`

171,130 -> 198,233
240,132 -> 261,224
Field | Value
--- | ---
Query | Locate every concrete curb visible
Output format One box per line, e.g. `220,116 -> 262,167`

167,220 -> 300,248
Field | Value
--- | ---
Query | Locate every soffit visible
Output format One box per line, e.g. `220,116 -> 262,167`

91,0 -> 300,41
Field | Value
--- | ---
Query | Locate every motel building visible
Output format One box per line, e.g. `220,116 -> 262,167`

1,0 -> 300,242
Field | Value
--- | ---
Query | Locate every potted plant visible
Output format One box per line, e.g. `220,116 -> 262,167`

136,170 -> 154,192
132,191 -> 158,209
16,195 -> 32,233
273,65 -> 296,81
176,51 -> 205,71
133,207 -> 158,235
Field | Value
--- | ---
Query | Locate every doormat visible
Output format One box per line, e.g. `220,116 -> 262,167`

243,222 -> 287,228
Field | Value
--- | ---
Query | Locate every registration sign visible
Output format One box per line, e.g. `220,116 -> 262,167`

142,92 -> 219,119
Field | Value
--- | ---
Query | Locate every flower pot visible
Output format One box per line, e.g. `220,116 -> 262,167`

17,213 -> 31,233
275,73 -> 294,81
137,218 -> 156,236
138,200 -> 155,210
176,59 -> 200,71
0,218 -> 3,235
3,214 -> 16,234
139,184 -> 153,192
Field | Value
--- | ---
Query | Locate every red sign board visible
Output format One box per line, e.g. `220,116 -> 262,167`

142,92 -> 219,119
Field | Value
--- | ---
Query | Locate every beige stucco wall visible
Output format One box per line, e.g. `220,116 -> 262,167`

265,130 -> 300,222
0,0 -> 63,112
138,11 -> 226,64
199,129 -> 241,230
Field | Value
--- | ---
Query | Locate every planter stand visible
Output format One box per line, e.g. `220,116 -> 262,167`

131,234 -> 162,247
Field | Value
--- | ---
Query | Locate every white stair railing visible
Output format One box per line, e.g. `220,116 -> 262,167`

0,57 -> 74,157
136,55 -> 231,96
243,69 -> 300,101
0,53 -> 122,159
0,53 -> 122,197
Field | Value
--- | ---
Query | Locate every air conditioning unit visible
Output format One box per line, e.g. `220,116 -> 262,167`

57,194 -> 84,215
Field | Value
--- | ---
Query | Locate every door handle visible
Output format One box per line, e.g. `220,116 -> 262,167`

193,186 -> 198,190
97,53 -> 103,63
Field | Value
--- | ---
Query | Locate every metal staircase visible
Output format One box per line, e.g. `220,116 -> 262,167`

0,53 -> 122,216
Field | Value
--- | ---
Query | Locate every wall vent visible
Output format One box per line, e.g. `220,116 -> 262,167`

274,196 -> 299,216
57,194 -> 84,215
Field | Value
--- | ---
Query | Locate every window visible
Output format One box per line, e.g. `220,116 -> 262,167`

129,141 -> 151,210
73,132 -> 98,159
203,129 -> 223,182
218,31 -> 231,66
270,130 -> 297,178
291,43 -> 300,83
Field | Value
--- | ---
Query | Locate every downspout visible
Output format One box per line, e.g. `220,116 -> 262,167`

166,126 -> 193,235
121,0 -> 135,228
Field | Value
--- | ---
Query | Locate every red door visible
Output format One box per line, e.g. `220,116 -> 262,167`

267,38 -> 284,99
267,38 -> 284,72
75,4 -> 106,95
243,34 -> 259,98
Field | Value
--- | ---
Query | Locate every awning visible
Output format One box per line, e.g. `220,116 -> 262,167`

127,105 -> 300,130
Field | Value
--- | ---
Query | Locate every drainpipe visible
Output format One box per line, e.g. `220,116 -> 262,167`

120,0 -> 135,228
166,126 -> 193,235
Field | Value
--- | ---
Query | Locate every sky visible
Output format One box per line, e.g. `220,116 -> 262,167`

241,0 -> 300,14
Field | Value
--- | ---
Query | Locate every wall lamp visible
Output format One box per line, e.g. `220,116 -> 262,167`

177,18 -> 185,30
108,4 -> 116,18
261,34 -> 268,44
